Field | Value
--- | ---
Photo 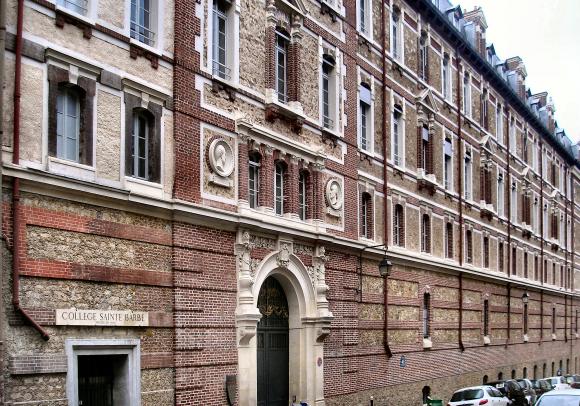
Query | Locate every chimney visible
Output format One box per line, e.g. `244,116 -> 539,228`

463,6 -> 488,57
505,56 -> 527,100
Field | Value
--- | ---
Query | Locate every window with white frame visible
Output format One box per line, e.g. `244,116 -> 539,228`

542,151 -> 547,178
212,0 -> 233,80
532,140 -> 538,171
464,145 -> 473,201
444,136 -> 453,191
442,54 -> 451,100
543,204 -> 548,239
497,170 -> 504,217
533,195 -> 539,234
560,213 -> 564,245
393,204 -> 404,247
130,110 -> 151,180
359,82 -> 372,151
421,214 -> 431,253
131,0 -> 156,46
275,162 -> 285,215
496,103 -> 503,142
56,86 -> 81,162
57,0 -> 88,15
509,118 -> 516,154
392,104 -> 403,165
248,152 -> 261,208
510,180 -> 517,224
466,229 -> 473,264
391,9 -> 401,60
298,171 -> 307,220
462,72 -> 471,117
361,192 -> 372,238
419,32 -> 428,81
275,29 -> 289,103
358,0 -> 371,36
321,54 -> 337,130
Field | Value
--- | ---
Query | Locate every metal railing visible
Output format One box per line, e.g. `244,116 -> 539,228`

130,22 -> 156,47
212,60 -> 231,80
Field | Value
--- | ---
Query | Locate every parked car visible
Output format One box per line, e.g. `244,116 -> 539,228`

448,385 -> 510,406
544,376 -> 570,390
565,375 -> 580,389
530,379 -> 552,397
535,388 -> 580,405
516,379 -> 537,405
486,380 -> 528,405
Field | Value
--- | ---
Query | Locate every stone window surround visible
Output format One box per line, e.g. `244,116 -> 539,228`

206,0 -> 241,85
124,0 -> 166,54
357,68 -> 375,155
391,195 -> 406,247
319,42 -> 342,135
65,338 -> 141,406
359,182 -> 375,240
390,100 -> 405,168
357,0 -> 373,41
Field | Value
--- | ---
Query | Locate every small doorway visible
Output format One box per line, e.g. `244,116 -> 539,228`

78,354 -> 128,406
257,276 -> 289,406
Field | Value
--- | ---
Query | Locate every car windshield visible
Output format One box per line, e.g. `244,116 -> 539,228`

537,395 -> 580,406
451,389 -> 484,401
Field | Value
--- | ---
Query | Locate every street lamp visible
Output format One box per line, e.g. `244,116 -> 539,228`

522,292 -> 529,304
378,255 -> 393,278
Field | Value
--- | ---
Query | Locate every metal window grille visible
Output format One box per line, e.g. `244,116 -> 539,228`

131,0 -> 155,46
57,0 -> 88,15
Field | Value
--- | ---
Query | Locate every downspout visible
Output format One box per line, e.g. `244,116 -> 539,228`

540,142 -> 544,286
540,290 -> 543,345
505,109 -> 511,347
455,48 -> 464,352
506,282 -> 511,348
12,0 -> 49,340
565,167 -> 569,343
0,0 -> 6,393
381,0 -> 392,358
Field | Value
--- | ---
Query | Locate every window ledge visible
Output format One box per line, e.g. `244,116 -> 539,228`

125,176 -> 163,199
48,157 -> 95,183
55,5 -> 94,25
417,169 -> 437,194
265,91 -> 305,133
55,5 -> 94,39
129,39 -> 162,69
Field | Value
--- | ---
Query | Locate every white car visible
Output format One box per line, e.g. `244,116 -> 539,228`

545,376 -> 571,390
448,385 -> 510,406
535,388 -> 580,405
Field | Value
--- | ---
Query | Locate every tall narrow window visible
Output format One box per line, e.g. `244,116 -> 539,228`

523,134 -> 528,164
552,263 -> 556,285
534,255 -> 539,281
359,83 -> 372,151
497,172 -> 504,217
392,105 -> 403,165
275,29 -> 289,103
543,259 -> 547,283
442,54 -> 450,100
321,55 -> 336,130
466,230 -> 473,264
509,118 -> 516,154
482,89 -> 488,130
56,86 -> 81,162
298,171 -> 307,220
421,214 -> 431,253
419,32 -> 428,81
419,126 -> 431,172
57,0 -> 88,15
358,0 -> 370,35
463,72 -> 471,117
483,236 -> 489,268
445,222 -> 453,259
393,204 -> 404,247
130,110 -> 150,180
552,307 -> 556,335
464,146 -> 472,201
131,0 -> 155,46
483,299 -> 489,336
511,246 -> 517,275
212,0 -> 230,79
576,310 -> 578,334
391,9 -> 400,60
423,293 -> 430,338
444,137 -> 453,191
496,103 -> 503,142
524,252 -> 528,279
510,181 -> 518,224
275,162 -> 285,215
498,242 -> 504,272
533,196 -> 539,233
543,205 -> 548,239
248,152 -> 261,208
524,302 -> 529,336
361,193 -> 372,239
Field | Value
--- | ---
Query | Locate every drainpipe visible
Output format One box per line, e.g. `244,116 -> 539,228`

506,109 -> 512,279
506,282 -> 511,348
12,0 -> 49,341
540,142 -> 544,286
0,0 -> 6,393
380,0 -> 392,359
455,48 -> 464,352
565,167 -> 569,343
540,290 -> 543,345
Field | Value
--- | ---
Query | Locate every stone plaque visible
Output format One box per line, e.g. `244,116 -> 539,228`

56,309 -> 149,327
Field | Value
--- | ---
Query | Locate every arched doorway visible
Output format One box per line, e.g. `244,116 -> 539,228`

257,276 -> 289,406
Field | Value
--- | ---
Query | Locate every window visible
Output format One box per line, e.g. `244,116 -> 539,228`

511,246 -> 517,275
131,0 -> 155,46
497,171 -> 504,217
498,372 -> 503,381
212,0 -> 231,79
532,140 -> 538,171
534,255 -> 539,281
274,162 -> 285,215
533,195 -> 539,233
275,29 -> 289,103
523,367 -> 527,378
444,137 -> 453,191
321,55 -> 336,130
464,146 -> 472,201
552,307 -> 556,335
445,222 -> 453,259
483,236 -> 489,268
543,259 -> 547,283
523,252 -> 528,279
481,160 -> 492,204
576,310 -> 578,334
361,193 -> 372,239
462,72 -> 471,117
56,86 -> 81,162
418,126 -> 431,173
481,89 -> 489,130
57,0 -> 88,15
422,386 -> 431,405
496,103 -> 503,142
534,365 -> 538,380
358,0 -> 371,36
511,370 -> 516,379
543,205 -> 548,239
442,54 -> 451,100
498,242 -> 504,272
523,134 -> 528,164
483,299 -> 489,336
510,181 -> 518,223
509,118 -> 516,154
422,293 -> 430,338
391,9 -> 401,60
359,83 -> 372,151
466,230 -> 473,264
248,152 -> 261,208
419,32 -> 428,81
393,204 -> 404,247
298,171 -> 307,220
523,302 -> 529,336
421,214 -> 431,253
130,110 -> 151,180
392,105 -> 403,165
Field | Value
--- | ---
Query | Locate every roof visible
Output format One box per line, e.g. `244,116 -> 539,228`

540,389 -> 580,396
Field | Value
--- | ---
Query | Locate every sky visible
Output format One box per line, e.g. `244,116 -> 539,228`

455,0 -> 580,143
